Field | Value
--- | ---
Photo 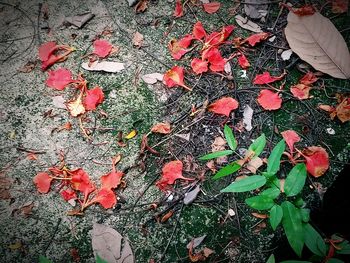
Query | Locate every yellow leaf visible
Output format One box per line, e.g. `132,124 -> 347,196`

125,129 -> 137,139
66,91 -> 85,117
9,241 -> 22,250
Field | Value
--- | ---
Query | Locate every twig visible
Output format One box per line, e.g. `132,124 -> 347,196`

16,147 -> 47,154
43,218 -> 62,253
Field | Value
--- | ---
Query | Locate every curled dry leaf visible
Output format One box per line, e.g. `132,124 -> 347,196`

151,122 -> 171,134
257,89 -> 282,110
203,2 -> 221,14
281,130 -> 300,153
66,90 -> 86,117
183,185 -> 201,205
335,97 -> 350,122
245,157 -> 263,174
285,11 -> 350,79
82,61 -> 124,73
208,97 -> 239,117
301,146 -> 329,177
134,0 -> 148,13
235,15 -> 262,33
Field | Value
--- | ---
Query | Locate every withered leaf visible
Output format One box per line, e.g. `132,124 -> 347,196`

184,185 -> 200,205
82,61 -> 125,73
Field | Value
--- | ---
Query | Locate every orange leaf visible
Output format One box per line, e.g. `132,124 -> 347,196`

243,32 -> 270,47
335,97 -> 350,122
257,89 -> 282,110
174,0 -> 183,18
251,212 -> 268,219
33,172 -> 53,194
291,5 -> 316,16
238,54 -> 250,69
290,84 -> 311,100
83,87 -> 104,111
67,90 -> 86,117
93,188 -> 117,209
193,21 -> 207,40
151,122 -> 171,134
93,39 -> 112,58
253,71 -> 286,85
208,97 -> 239,117
203,2 -> 221,14
163,66 -> 191,91
299,72 -> 318,85
281,130 -> 300,153
191,58 -> 208,74
100,161 -> 124,190
155,160 -> 193,191
46,68 -> 75,90
302,146 -> 329,177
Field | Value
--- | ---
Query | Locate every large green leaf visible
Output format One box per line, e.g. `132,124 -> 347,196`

260,186 -> 280,199
221,175 -> 266,193
284,163 -> 307,197
224,124 -> 237,151
326,259 -> 344,263
213,161 -> 241,180
266,254 -> 275,263
39,256 -> 52,263
281,201 -> 304,257
304,223 -> 327,257
199,150 -> 233,161
248,133 -> 266,157
270,204 -> 283,230
245,195 -> 275,210
267,139 -> 285,175
300,208 -> 310,223
337,239 -> 350,255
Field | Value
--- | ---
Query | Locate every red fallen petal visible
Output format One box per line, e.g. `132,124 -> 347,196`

168,35 -> 193,60
332,0 -> 349,14
191,58 -> 208,74
299,72 -> 318,85
46,68 -> 74,90
290,84 -> 311,100
93,39 -> 113,58
292,5 -> 316,16
203,2 -> 221,14
208,97 -> 239,117
71,168 -> 95,194
203,47 -> 225,72
83,86 -> 105,111
151,122 -> 171,134
238,54 -> 250,69
193,21 -> 207,40
60,189 -> 77,201
178,34 -> 193,48
156,160 -> 193,191
100,161 -> 124,190
257,89 -> 282,110
163,66 -> 191,91
39,41 -> 57,62
302,146 -> 329,177
33,172 -> 53,194
93,188 -> 117,209
204,25 -> 234,48
253,71 -> 286,85
243,32 -> 270,47
281,130 -> 300,153
173,0 -> 183,18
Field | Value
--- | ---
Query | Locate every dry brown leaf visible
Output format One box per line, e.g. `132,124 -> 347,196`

245,157 -> 263,174
335,97 -> 350,122
18,61 -> 36,73
135,0 -> 148,13
64,12 -> 94,29
141,73 -> 163,84
132,32 -> 144,48
244,0 -> 268,20
235,15 -> 262,33
82,61 -> 125,73
251,212 -> 268,219
0,175 -> 13,199
211,137 -> 227,164
285,11 -> 350,79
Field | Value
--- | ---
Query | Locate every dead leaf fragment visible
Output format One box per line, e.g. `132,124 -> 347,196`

281,49 -> 293,61
18,61 -> 36,73
141,73 -> 163,84
82,61 -> 125,73
184,185 -> 200,205
211,137 -> 227,164
135,0 -> 148,13
64,12 -> 94,29
132,32 -> 144,48
242,105 -> 253,131
186,235 -> 207,249
245,157 -> 263,174
235,15 -> 262,33
285,11 -> 350,79
244,0 -> 268,20
92,223 -> 134,263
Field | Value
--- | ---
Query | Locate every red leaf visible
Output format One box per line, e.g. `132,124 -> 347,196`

39,42 -> 74,70
208,97 -> 239,117
155,160 -> 193,191
193,21 -> 207,40
332,0 -> 349,14
83,87 -> 105,111
46,68 -> 75,90
243,32 -> 270,47
71,168 -> 95,195
168,34 -> 193,60
253,71 -> 286,85
163,66 -> 191,91
292,5 -> 316,16
203,2 -> 221,14
60,189 -> 77,201
281,130 -> 300,153
302,146 -> 329,177
299,72 -> 318,85
93,188 -> 117,209
151,122 -> 171,134
93,39 -> 113,58
238,54 -> 250,69
33,172 -> 53,194
174,0 -> 183,18
203,47 -> 225,72
257,89 -> 282,110
100,162 -> 124,190
191,58 -> 208,74
39,41 -> 57,62
290,84 -> 311,100
204,25 -> 234,48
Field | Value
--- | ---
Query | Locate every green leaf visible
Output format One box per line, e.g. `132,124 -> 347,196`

213,162 -> 241,180
221,175 -> 266,193
199,150 -> 233,161
248,133 -> 266,157
284,163 -> 307,197
294,197 -> 306,208
266,254 -> 275,263
304,223 -> 327,257
281,201 -> 304,257
96,254 -> 108,263
326,259 -> 344,263
39,256 -> 52,263
337,239 -> 350,254
260,187 -> 280,199
267,139 -> 285,175
270,204 -> 283,230
300,208 -> 310,223
224,125 -> 237,151
245,195 -> 275,210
